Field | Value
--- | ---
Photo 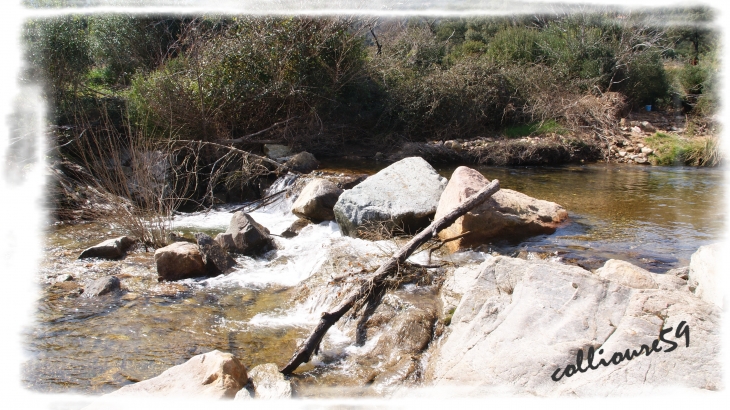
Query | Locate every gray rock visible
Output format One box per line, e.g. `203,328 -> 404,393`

333,157 -> 448,237
78,236 -> 135,260
249,363 -> 292,399
639,121 -> 656,133
84,276 -> 121,297
83,351 -> 247,404
286,152 -> 319,173
215,212 -> 274,255
426,256 -> 722,396
234,388 -> 253,400
194,232 -> 236,275
154,242 -> 207,281
689,243 -> 723,308
264,144 -> 291,160
291,178 -> 343,222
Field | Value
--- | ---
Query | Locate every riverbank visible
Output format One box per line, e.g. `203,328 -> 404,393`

303,109 -> 720,168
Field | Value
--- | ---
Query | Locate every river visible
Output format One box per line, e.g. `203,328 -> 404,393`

22,162 -> 725,395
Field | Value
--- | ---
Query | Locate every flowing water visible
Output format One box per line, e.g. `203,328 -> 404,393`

23,162 -> 725,396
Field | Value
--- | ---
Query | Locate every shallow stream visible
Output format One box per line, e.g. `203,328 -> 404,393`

23,162 -> 725,396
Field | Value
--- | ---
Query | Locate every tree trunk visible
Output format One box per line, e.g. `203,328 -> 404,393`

280,179 -> 501,374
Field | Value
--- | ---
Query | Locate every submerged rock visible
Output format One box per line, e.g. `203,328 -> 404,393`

86,350 -> 247,402
215,212 -> 274,255
194,232 -> 236,275
434,166 -> 567,252
333,157 -> 447,237
281,218 -> 310,238
154,242 -> 207,281
689,243 -> 723,308
286,151 -> 319,173
248,363 -> 292,399
78,236 -> 135,260
426,256 -> 721,396
84,275 -> 121,297
291,178 -> 343,222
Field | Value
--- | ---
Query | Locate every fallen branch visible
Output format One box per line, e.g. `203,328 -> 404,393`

427,231 -> 472,263
169,139 -> 290,173
218,116 -> 300,144
280,179 -> 500,374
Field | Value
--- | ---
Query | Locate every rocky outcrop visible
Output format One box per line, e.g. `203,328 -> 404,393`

194,232 -> 236,275
84,275 -> 121,297
248,363 -> 292,399
596,259 -> 687,291
333,157 -> 448,237
291,178 -> 343,222
88,350 -> 247,401
154,242 -> 207,281
426,256 -> 722,396
434,166 -> 568,252
286,152 -> 319,173
689,243 -> 723,308
215,212 -> 274,255
78,236 -> 135,260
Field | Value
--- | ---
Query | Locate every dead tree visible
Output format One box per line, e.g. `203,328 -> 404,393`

280,179 -> 501,374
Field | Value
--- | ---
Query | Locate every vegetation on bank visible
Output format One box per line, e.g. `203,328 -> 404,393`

23,8 -> 722,233
24,8 -> 719,150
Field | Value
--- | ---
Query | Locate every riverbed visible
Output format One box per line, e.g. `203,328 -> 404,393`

22,162 -> 725,395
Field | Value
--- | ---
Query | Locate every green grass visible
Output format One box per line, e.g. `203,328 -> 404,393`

644,132 -> 721,166
503,119 -> 568,138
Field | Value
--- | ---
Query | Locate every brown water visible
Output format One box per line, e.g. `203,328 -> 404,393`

323,160 -> 726,271
23,162 -> 725,395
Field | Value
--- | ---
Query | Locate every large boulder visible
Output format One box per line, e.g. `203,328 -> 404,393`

434,166 -> 567,252
215,212 -> 274,255
688,243 -> 723,308
286,151 -> 319,173
248,363 -> 292,399
87,350 -> 247,401
78,236 -> 135,260
333,157 -> 448,237
194,232 -> 236,275
154,242 -> 207,281
425,256 -> 722,396
84,275 -> 121,297
291,178 -> 343,222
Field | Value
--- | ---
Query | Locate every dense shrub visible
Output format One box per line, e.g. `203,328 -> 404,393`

128,17 -> 371,142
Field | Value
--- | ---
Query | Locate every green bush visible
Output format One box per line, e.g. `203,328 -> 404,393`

88,15 -> 182,86
128,17 -> 370,142
23,16 -> 93,121
620,50 -> 669,106
645,132 -> 720,166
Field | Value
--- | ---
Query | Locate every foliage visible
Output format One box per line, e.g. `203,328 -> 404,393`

23,16 -> 93,121
645,132 -> 720,166
88,15 -> 183,86
128,16 -> 371,143
503,120 -> 568,138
